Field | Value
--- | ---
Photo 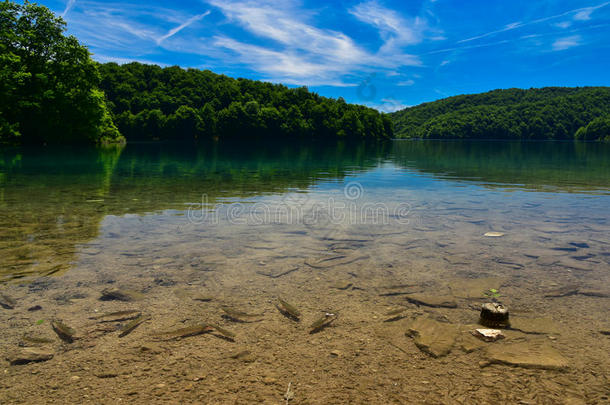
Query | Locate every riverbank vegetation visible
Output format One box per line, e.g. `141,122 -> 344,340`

391,87 -> 610,140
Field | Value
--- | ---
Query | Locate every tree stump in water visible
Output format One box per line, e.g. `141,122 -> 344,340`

480,302 -> 510,328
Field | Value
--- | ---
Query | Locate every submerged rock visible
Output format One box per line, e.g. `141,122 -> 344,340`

405,293 -> 458,308
7,348 -> 54,365
509,317 -> 560,335
484,341 -> 568,370
405,316 -> 460,357
459,333 -> 487,353
480,302 -> 509,328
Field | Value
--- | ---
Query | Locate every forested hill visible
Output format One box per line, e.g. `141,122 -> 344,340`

98,63 -> 392,142
391,87 -> 610,140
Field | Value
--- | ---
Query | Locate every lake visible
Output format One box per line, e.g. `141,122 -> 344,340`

1,140 -> 609,403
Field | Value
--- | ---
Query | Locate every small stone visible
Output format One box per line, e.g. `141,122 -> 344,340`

70,376 -> 81,381
262,377 -> 277,385
155,383 -> 166,389
27,305 -> 42,312
330,350 -> 342,357
473,329 -> 505,342
484,232 -> 505,237
6,348 -> 54,365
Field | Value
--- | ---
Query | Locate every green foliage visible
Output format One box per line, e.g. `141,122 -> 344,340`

98,62 -> 393,141
391,87 -> 610,140
575,115 -> 610,141
483,288 -> 501,300
0,0 -> 123,144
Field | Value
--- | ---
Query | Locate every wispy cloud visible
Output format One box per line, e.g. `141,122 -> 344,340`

62,0 -> 77,18
458,1 -> 610,43
552,35 -> 582,51
574,9 -> 595,21
349,0 -> 427,53
156,11 -> 210,45
397,79 -> 415,86
206,0 -> 422,85
554,21 -> 573,29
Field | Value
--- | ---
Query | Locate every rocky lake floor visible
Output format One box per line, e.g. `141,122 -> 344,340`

1,212 -> 609,404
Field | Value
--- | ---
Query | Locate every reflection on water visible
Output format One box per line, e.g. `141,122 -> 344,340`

391,140 -> 610,193
0,140 -> 609,281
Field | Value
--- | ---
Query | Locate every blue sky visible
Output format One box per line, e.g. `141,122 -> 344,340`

41,0 -> 610,111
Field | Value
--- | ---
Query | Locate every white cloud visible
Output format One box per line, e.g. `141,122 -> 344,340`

574,10 -> 594,21
206,0 -> 422,85
397,79 -> 415,86
212,36 -> 357,86
554,21 -> 572,29
552,35 -> 581,51
349,0 -> 427,53
156,11 -> 210,45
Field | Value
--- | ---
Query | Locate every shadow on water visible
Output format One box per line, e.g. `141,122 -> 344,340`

1,139 -> 609,281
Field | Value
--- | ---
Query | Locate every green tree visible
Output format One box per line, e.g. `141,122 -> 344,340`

575,115 -> 610,141
0,0 -> 122,144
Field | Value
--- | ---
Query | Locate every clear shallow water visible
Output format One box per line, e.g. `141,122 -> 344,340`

0,140 -> 609,403
1,140 -> 609,281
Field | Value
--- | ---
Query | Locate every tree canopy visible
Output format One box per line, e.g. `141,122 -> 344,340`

0,0 -> 121,144
391,87 -> 610,141
97,62 -> 393,142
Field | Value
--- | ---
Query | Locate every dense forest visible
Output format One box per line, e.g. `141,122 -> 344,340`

0,1 -> 122,145
391,87 -> 610,140
98,63 -> 392,142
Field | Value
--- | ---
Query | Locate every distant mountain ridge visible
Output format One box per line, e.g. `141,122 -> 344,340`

390,87 -> 610,140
